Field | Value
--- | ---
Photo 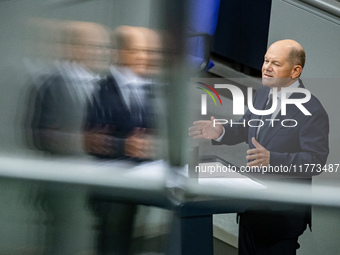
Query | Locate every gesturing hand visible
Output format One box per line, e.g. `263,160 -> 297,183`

246,137 -> 270,167
189,116 -> 223,140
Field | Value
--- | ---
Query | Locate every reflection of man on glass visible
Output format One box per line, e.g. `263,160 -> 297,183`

83,26 -> 159,255
190,40 -> 329,254
30,21 -> 110,155
84,26 -> 155,160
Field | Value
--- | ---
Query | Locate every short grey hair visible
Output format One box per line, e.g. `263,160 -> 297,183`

288,47 -> 305,68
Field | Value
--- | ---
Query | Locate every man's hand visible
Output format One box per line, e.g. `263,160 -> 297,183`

246,137 -> 270,167
125,128 -> 155,159
84,125 -> 115,155
85,133 -> 114,155
189,116 -> 223,140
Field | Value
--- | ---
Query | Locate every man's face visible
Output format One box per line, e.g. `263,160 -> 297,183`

119,31 -> 148,76
71,28 -> 110,73
261,44 -> 295,88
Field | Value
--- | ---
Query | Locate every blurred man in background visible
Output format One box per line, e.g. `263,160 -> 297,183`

29,21 -> 110,155
22,21 -> 111,255
84,25 -> 162,255
84,25 -> 157,160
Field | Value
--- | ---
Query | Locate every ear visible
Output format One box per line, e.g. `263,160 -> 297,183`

291,65 -> 302,78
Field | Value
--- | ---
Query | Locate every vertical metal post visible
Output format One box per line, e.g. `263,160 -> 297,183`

161,0 -> 190,167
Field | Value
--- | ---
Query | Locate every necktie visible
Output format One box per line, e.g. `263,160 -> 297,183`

257,94 -> 274,142
128,84 -> 143,125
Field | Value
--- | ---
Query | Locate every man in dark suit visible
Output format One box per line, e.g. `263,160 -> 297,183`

84,26 -> 155,159
24,21 -> 111,254
189,39 -> 329,254
83,26 -> 157,255
31,21 -> 110,155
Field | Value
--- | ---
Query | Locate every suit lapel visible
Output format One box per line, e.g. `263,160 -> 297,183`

258,81 -> 305,147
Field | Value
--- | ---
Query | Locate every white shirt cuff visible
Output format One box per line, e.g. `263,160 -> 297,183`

214,126 -> 225,142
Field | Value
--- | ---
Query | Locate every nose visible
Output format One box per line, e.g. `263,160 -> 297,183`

263,61 -> 273,72
138,49 -> 148,60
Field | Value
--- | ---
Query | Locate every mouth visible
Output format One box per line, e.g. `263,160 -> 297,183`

263,73 -> 273,78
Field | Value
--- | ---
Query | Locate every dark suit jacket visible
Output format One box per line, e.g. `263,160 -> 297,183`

84,74 -> 154,159
213,80 -> 329,237
215,80 -> 329,176
31,72 -> 89,155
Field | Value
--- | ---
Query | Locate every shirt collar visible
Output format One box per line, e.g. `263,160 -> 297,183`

72,62 -> 100,80
110,65 -> 147,89
269,79 -> 300,100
